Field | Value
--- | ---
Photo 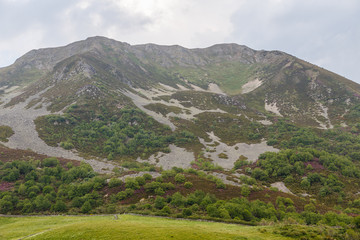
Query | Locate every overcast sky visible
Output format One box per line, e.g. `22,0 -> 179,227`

1,0 -> 359,83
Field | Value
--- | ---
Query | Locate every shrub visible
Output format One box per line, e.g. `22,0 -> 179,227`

108,178 -> 122,188
182,208 -> 192,217
184,181 -> 193,189
174,173 -> 186,183
154,187 -> 165,196
215,179 -> 226,189
161,170 -> 176,179
116,189 -> 134,200
143,173 -> 152,181
354,216 -> 360,228
60,141 -> 74,150
171,192 -> 185,207
172,167 -> 184,173
284,175 -> 294,184
233,156 -> 249,170
161,205 -> 171,214
135,176 -> 146,186
42,157 -> 59,167
251,168 -> 268,181
241,185 -> 250,197
125,178 -> 140,190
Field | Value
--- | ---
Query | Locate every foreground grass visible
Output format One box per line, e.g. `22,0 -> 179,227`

0,214 -> 291,240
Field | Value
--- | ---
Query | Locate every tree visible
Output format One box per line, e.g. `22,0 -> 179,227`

251,168 -> 268,181
354,216 -> 360,228
154,196 -> 166,209
300,178 -> 310,189
182,208 -> 192,217
34,195 -> 51,211
0,199 -> 13,213
53,200 -> 67,212
206,204 -> 220,218
81,200 -> 92,213
170,192 -> 184,207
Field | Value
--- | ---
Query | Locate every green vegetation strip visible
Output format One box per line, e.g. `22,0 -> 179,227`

0,126 -> 14,142
0,214 -> 290,240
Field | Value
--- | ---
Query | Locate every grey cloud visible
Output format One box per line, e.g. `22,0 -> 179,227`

228,0 -> 360,81
0,0 -> 152,47
0,0 -> 74,38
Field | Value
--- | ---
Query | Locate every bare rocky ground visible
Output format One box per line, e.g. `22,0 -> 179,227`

0,83 -> 279,177
200,131 -> 279,169
137,144 -> 195,170
270,182 -> 294,195
241,78 -> 263,94
0,87 -> 119,174
123,84 -> 280,171
210,172 -> 242,187
121,83 -> 227,131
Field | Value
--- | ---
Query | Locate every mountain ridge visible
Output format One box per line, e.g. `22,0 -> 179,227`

1,36 -> 359,129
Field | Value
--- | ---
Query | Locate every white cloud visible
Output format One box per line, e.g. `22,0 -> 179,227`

0,0 -> 359,83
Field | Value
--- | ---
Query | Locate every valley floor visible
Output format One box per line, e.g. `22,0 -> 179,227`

0,214 -> 291,240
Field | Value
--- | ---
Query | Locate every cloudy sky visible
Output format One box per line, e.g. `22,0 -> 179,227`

1,0 -> 359,83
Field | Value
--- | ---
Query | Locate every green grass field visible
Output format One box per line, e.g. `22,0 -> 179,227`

0,214 -> 291,240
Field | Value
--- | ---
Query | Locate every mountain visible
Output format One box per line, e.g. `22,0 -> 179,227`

1,36 -> 360,162
2,36 -> 359,123
1,36 -> 360,176
2,37 -> 360,237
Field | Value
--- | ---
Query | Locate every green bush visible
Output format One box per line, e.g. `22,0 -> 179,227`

108,178 -> 122,188
42,157 -> 59,167
182,208 -> 192,217
143,173 -> 152,181
81,201 -> 92,213
154,196 -> 166,209
184,181 -> 193,189
174,173 -> 186,183
60,141 -> 74,150
125,178 -> 140,190
215,179 -> 226,189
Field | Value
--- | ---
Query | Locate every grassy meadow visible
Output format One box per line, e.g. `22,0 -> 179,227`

0,214 -> 291,240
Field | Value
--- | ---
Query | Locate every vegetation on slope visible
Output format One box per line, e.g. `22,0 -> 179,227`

35,105 -> 196,160
0,126 -> 14,142
1,156 -> 360,239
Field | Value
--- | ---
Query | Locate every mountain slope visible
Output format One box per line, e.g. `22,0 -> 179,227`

1,36 -> 360,167
2,37 -> 360,235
